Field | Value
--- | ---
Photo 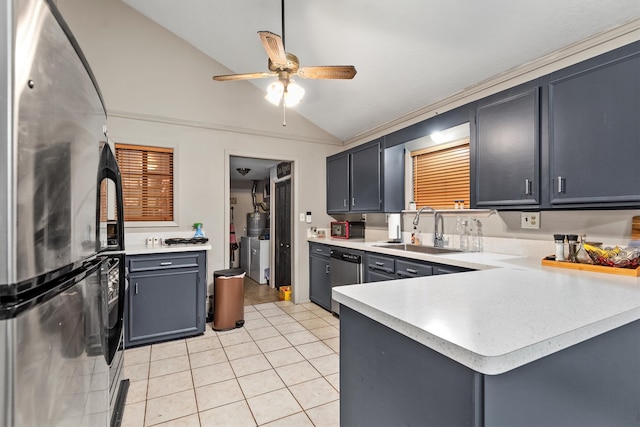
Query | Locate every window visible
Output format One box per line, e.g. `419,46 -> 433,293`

115,144 -> 174,222
412,139 -> 470,209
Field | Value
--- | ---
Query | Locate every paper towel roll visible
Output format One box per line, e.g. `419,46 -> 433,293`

388,213 -> 402,241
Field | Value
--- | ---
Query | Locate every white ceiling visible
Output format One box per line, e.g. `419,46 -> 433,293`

122,0 -> 639,142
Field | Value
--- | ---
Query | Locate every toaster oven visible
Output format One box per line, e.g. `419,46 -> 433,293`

330,221 -> 365,239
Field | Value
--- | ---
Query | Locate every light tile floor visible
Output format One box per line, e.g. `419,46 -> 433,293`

122,301 -> 340,426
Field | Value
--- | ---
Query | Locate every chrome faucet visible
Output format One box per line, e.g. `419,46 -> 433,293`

434,212 -> 444,248
412,206 -> 434,227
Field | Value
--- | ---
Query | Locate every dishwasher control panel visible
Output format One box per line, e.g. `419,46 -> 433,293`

330,249 -> 362,263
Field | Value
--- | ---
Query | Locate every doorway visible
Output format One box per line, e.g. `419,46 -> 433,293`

228,155 -> 293,290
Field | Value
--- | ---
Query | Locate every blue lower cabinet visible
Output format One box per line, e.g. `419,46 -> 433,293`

125,251 -> 206,347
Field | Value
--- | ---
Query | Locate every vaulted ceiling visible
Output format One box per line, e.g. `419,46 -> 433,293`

123,0 -> 640,142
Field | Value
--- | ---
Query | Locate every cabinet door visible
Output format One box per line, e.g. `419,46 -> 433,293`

383,144 -> 406,212
326,154 -> 350,213
127,268 -> 200,345
475,88 -> 540,207
350,142 -> 382,212
309,255 -> 331,311
549,53 -> 640,206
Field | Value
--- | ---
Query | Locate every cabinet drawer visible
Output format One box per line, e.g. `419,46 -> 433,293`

366,254 -> 395,274
129,253 -> 201,272
309,243 -> 331,258
366,270 -> 396,283
396,260 -> 432,278
433,265 -> 472,275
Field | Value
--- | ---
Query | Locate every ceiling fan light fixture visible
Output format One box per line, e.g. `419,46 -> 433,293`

284,80 -> 304,107
265,80 -> 284,105
236,168 -> 251,176
265,79 -> 305,107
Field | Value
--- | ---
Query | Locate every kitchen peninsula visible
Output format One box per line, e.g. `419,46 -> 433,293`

331,247 -> 640,426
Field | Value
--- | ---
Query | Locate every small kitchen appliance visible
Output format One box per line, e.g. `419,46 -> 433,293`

330,221 -> 365,239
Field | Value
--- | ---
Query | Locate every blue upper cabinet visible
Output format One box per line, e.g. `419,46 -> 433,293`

350,142 -> 382,212
549,50 -> 640,208
326,138 -> 405,214
326,153 -> 350,213
474,86 -> 540,208
330,41 -> 640,213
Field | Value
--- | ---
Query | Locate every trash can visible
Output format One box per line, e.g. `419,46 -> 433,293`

212,268 -> 245,331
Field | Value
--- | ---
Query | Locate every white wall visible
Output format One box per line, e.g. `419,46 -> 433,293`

57,0 -> 340,303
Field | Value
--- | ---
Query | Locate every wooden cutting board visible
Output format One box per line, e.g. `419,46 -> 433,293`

633,216 -> 640,241
542,258 -> 640,277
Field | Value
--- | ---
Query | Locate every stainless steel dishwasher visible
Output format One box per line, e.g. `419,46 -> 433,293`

330,248 -> 364,315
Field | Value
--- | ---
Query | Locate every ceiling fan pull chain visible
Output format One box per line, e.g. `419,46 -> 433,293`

282,101 -> 287,126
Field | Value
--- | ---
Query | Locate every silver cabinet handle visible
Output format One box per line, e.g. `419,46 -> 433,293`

343,199 -> 347,207
135,283 -> 139,295
352,197 -> 356,206
525,179 -> 532,195
375,262 -> 384,266
160,261 -> 172,266
316,248 -> 323,252
406,268 -> 418,274
325,265 -> 330,274
557,176 -> 565,194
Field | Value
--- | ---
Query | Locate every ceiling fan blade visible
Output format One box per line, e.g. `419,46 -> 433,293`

258,31 -> 288,69
297,66 -> 357,79
212,72 -> 276,81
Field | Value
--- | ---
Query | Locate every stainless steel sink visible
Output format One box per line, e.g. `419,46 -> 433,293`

374,244 -> 462,255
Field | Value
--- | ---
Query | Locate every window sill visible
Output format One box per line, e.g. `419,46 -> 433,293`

124,221 -> 179,228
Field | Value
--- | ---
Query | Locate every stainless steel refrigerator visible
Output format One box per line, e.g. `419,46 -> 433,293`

0,0 -> 128,425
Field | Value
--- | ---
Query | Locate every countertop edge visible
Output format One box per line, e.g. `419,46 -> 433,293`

333,286 -> 640,375
126,244 -> 212,255
307,237 -> 520,270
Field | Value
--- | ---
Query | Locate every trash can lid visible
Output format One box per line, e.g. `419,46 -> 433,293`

214,268 -> 245,278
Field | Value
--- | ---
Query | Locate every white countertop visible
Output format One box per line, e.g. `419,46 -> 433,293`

126,244 -> 211,255
314,238 -> 640,375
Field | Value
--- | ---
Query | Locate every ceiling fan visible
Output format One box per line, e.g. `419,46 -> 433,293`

212,0 -> 357,122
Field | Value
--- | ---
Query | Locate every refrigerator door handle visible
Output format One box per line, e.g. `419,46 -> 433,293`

96,144 -> 125,252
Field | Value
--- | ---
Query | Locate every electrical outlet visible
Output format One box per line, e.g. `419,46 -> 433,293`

299,213 -> 306,222
521,212 -> 540,229
230,197 -> 237,205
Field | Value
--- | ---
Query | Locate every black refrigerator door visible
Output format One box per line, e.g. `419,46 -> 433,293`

95,143 -> 125,365
86,254 -> 125,365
